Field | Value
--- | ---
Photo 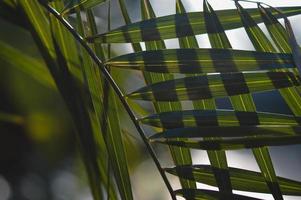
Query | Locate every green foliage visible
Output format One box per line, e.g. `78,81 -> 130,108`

106,49 -> 294,73
1,0 -> 301,200
62,0 -> 106,14
86,6 -> 301,43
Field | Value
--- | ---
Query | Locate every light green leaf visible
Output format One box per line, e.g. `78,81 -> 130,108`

62,0 -> 106,14
154,135 -> 301,150
19,1 -> 105,199
140,109 -> 300,128
150,125 -> 300,139
140,0 -> 196,190
80,7 -> 134,200
178,0 -> 231,192
187,0 -> 233,193
106,49 -> 294,73
128,72 -> 300,101
258,5 -> 291,53
86,7 -> 301,43
0,41 -> 56,89
236,3 -> 294,199
258,4 -> 301,116
175,189 -> 263,200
167,165 -> 301,195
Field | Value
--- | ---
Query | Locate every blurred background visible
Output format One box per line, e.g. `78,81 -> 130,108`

1,0 -> 301,200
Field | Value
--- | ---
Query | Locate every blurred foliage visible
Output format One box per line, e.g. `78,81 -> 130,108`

0,1 -> 144,199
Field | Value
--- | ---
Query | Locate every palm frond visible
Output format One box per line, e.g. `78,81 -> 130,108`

140,0 -> 195,191
106,49 -> 294,73
86,6 -> 301,43
4,0 -> 301,200
62,0 -> 106,14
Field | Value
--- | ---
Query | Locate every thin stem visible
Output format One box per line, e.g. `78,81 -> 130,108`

38,2 -> 176,200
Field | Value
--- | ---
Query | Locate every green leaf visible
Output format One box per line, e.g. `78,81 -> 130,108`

258,5 -> 291,53
62,0 -> 106,14
203,3 -> 290,198
258,5 -> 301,116
204,0 -> 232,49
203,5 -> 281,198
175,189 -> 263,200
86,6 -> 301,43
0,41 -> 56,89
117,0 -> 142,52
128,72 -> 300,101
106,49 -> 294,73
19,1 -> 105,199
236,2 -> 275,52
167,165 -> 301,195
0,0 -> 27,28
79,8 -> 134,200
235,3 -> 293,199
16,1 -> 301,200
49,2 -> 82,82
140,0 -> 196,190
52,31 -> 104,200
150,126 -> 300,139
140,110 -> 300,128
176,0 -> 199,48
154,135 -> 301,150
177,0 -> 231,193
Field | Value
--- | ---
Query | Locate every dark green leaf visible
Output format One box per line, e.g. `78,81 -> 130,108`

258,5 -> 301,116
106,49 -> 294,73
154,135 -> 301,150
140,0 -> 196,190
62,0 -> 106,14
141,109 -> 300,128
0,41 -> 56,89
86,7 -> 301,43
0,0 -> 27,28
258,5 -> 290,53
150,126 -> 300,139
128,72 -> 301,101
178,0 -> 231,193
19,1 -> 106,199
236,3 -> 293,199
78,8 -> 134,200
167,165 -> 301,195
175,189 -> 263,200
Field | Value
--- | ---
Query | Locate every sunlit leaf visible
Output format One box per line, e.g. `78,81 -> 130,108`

150,126 -> 300,139
128,72 -> 301,101
236,3 -> 295,199
167,165 -> 301,195
106,49 -> 294,73
140,0 -> 196,190
80,7 -> 134,199
175,189 -> 263,200
87,6 -> 301,43
154,135 -> 301,150
178,0 -> 232,193
62,0 -> 106,14
141,109 -> 300,128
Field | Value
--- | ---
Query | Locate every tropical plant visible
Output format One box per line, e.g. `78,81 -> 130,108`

1,0 -> 301,199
